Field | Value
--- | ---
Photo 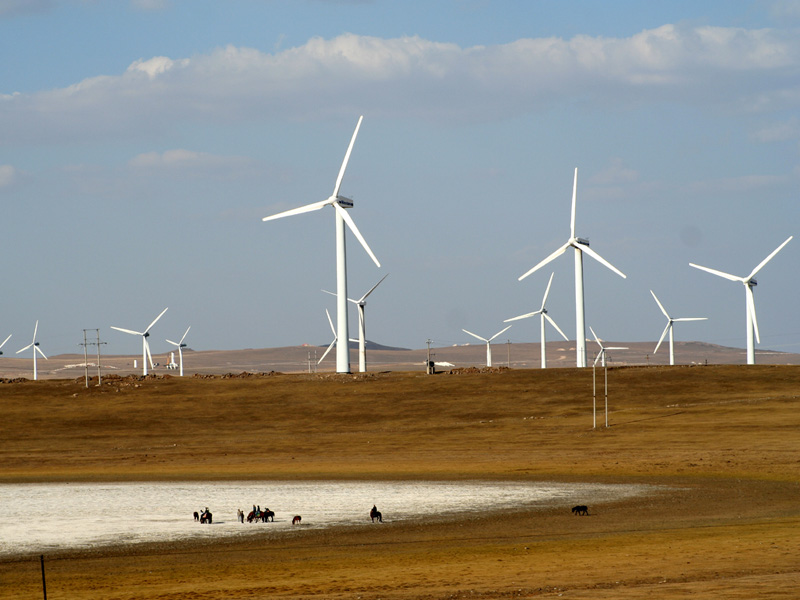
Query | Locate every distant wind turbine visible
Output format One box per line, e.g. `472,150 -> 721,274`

589,326 -> 628,368
111,307 -> 168,376
462,325 -> 512,368
263,116 -> 379,374
689,236 -> 792,365
166,326 -> 191,377
650,291 -> 707,366
324,273 -> 388,373
518,168 -> 626,368
16,322 -> 46,380
505,272 -> 568,368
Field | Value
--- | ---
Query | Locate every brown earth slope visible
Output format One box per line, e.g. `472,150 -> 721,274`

1,365 -> 799,599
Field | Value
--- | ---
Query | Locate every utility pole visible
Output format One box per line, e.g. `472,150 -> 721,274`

79,329 -> 106,388
426,339 -> 433,374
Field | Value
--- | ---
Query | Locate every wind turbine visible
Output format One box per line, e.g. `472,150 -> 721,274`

589,326 -> 628,368
16,322 -> 46,380
689,236 -> 792,365
318,309 -> 338,366
324,273 -> 388,373
0,334 -> 11,355
263,116 -> 380,374
518,168 -> 626,367
166,326 -> 191,377
505,272 -> 568,368
650,290 -> 707,366
589,326 -> 628,429
462,325 -> 512,368
111,307 -> 168,376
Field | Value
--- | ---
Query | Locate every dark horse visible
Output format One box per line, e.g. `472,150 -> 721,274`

193,511 -> 199,521
200,509 -> 213,524
370,506 -> 382,523
571,505 -> 589,516
247,509 -> 274,523
292,515 -> 302,525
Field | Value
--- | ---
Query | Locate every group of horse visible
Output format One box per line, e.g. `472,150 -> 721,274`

193,509 -> 213,524
193,505 -> 386,525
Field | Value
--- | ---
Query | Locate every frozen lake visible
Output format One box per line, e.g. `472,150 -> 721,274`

0,481 -> 654,557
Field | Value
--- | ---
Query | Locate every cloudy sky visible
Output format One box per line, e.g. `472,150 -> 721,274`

1,0 -> 798,363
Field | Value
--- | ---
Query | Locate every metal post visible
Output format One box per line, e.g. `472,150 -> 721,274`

604,363 -> 609,428
82,330 -> 89,388
507,339 -> 511,368
40,554 -> 47,600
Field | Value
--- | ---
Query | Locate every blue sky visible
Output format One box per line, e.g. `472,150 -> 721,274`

1,0 -> 798,361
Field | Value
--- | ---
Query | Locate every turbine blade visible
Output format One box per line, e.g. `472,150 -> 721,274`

332,115 -> 363,199
606,347 -> 629,351
462,329 -> 488,343
748,235 -> 793,280
488,325 -> 512,342
580,244 -> 626,278
145,307 -> 169,334
570,167 -> 578,239
335,202 -> 380,267
145,339 -> 155,369
746,285 -> 760,344
111,326 -> 143,336
166,339 -> 179,347
689,263 -> 743,282
540,272 -> 555,311
589,326 -> 602,346
673,317 -> 708,322
518,242 -> 570,281
593,350 -> 603,367
36,346 -> 48,360
179,326 -> 191,344
262,198 -> 331,222
318,339 -> 336,364
650,290 -> 670,319
16,343 -> 34,354
32,320 -> 38,343
543,313 -> 569,341
0,334 -> 11,350
504,310 -> 541,322
654,322 -> 671,354
359,273 -> 389,302
325,308 -> 337,336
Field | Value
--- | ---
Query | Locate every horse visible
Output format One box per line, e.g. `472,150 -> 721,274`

193,511 -> 199,522
261,509 -> 275,522
292,515 -> 302,525
200,510 -> 213,524
370,506 -> 382,523
571,505 -> 589,516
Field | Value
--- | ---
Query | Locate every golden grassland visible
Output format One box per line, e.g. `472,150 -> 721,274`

1,364 -> 799,599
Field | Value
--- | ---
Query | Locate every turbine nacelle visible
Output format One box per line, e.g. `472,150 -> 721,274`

335,196 -> 354,209
575,237 -> 590,246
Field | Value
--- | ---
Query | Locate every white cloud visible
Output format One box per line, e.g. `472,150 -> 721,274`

0,164 -> 21,188
128,149 -> 255,171
0,0 -> 54,18
753,116 -> 800,142
1,26 -> 799,144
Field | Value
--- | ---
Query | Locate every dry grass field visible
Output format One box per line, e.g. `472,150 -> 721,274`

1,364 -> 799,599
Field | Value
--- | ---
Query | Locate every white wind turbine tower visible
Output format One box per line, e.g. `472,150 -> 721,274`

324,273 -> 388,373
462,325 -> 512,368
263,116 -> 380,374
690,236 -> 792,365
16,322 -> 46,380
650,290 -> 707,366
111,307 -> 168,376
518,168 -> 626,368
166,326 -> 191,377
504,272 -> 568,368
